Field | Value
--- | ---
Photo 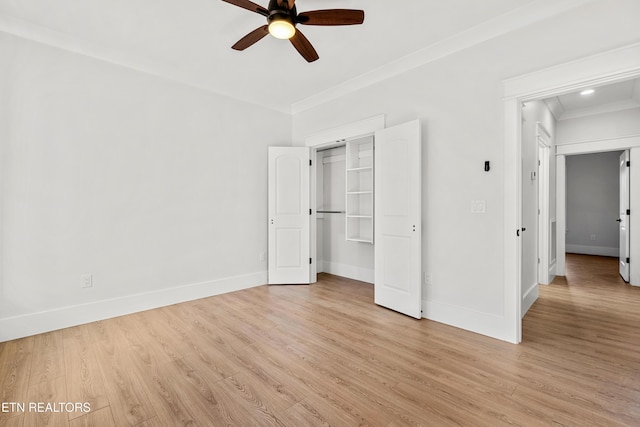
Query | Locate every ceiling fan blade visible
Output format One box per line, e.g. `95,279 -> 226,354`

232,25 -> 269,50
221,0 -> 269,17
297,9 -> 364,26
290,29 -> 319,62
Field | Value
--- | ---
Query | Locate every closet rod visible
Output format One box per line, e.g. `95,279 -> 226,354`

317,210 -> 346,214
316,144 -> 346,153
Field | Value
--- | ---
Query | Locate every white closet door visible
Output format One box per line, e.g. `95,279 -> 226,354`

268,147 -> 311,285
620,150 -> 630,282
374,120 -> 422,318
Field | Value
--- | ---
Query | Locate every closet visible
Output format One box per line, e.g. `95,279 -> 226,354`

268,118 -> 422,318
315,136 -> 375,283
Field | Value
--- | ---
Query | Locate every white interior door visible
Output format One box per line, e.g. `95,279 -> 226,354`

268,147 -> 311,285
374,120 -> 422,318
619,150 -> 630,282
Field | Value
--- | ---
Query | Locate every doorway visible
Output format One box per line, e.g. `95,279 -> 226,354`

503,42 -> 640,343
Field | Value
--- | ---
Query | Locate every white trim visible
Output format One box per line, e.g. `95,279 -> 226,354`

292,0 -> 595,114
556,135 -> 640,155
504,42 -> 640,100
566,245 -> 619,257
522,282 -> 539,317
558,99 -> 640,121
538,135 -> 551,285
422,299 -> 515,342
0,271 -> 267,342
321,261 -> 374,284
630,148 -> 640,286
556,156 -> 567,276
304,115 -> 385,147
537,122 -> 552,141
503,98 -> 522,344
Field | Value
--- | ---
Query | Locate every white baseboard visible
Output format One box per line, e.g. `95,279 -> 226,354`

320,261 -> 374,284
522,282 -> 539,317
566,244 -> 619,257
0,271 -> 267,342
421,299 -> 515,343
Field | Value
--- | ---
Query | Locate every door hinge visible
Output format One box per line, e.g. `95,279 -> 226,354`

627,257 -> 630,264
309,159 -> 312,166
310,209 -> 312,215
627,160 -> 630,167
309,258 -> 312,264
627,209 -> 631,215
538,258 -> 540,264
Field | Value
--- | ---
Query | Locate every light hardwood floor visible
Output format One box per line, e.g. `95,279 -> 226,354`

1,254 -> 639,426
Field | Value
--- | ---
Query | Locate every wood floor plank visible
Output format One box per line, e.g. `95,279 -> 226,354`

28,331 -> 65,387
68,406 -> 115,427
62,326 -> 110,420
0,336 -> 34,426
22,375 -> 68,427
84,321 -> 157,426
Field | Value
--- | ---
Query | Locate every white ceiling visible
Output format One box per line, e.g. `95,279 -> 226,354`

545,78 -> 640,120
0,0 -> 590,112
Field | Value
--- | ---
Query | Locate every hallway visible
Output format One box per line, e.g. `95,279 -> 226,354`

522,253 -> 640,423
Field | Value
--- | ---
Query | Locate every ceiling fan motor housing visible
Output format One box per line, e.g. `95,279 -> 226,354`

267,0 -> 297,26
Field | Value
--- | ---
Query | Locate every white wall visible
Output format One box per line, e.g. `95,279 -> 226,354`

293,0 -> 640,341
557,107 -> 640,144
0,34 -> 291,341
520,101 -> 556,315
566,152 -> 621,256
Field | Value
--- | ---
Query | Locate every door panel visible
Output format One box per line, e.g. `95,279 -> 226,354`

620,150 -> 630,282
268,147 -> 311,284
374,120 -> 422,319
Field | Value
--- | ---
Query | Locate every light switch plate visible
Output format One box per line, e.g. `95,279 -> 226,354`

471,200 -> 486,214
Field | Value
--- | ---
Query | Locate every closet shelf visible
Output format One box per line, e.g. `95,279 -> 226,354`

347,191 -> 372,195
346,166 -> 373,172
347,237 -> 374,243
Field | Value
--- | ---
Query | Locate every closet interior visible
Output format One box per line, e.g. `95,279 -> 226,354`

315,136 -> 375,283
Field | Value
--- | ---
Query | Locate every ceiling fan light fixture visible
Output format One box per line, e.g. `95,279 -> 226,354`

268,17 -> 295,39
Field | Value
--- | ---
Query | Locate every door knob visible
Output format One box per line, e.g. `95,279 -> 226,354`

616,218 -> 622,222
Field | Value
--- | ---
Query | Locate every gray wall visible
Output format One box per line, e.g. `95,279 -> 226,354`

566,151 -> 622,256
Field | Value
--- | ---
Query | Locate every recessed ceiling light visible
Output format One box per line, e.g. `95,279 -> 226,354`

580,89 -> 595,96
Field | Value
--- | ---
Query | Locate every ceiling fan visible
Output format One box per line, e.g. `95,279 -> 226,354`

221,0 -> 365,62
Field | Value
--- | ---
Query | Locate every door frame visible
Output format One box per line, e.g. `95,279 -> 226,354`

555,141 -> 640,275
304,115 -> 386,283
537,122 -> 553,285
503,42 -> 640,344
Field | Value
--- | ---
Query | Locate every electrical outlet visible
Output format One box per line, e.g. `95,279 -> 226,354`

590,234 -> 596,241
80,274 -> 93,288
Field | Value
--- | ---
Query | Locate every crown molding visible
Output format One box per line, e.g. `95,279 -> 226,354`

558,99 -> 640,121
504,42 -> 640,101
291,0 -> 596,114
